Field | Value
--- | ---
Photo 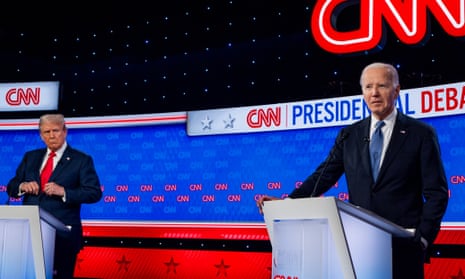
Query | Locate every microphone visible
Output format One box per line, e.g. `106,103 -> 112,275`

310,132 -> 349,197
363,136 -> 370,143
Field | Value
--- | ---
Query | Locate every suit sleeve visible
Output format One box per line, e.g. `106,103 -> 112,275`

288,129 -> 346,198
416,126 -> 449,244
7,152 -> 38,197
63,154 -> 102,204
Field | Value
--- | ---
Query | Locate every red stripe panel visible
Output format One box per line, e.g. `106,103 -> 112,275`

82,222 -> 270,240
74,247 -> 272,279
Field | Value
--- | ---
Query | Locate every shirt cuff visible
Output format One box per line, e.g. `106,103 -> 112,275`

420,237 -> 428,250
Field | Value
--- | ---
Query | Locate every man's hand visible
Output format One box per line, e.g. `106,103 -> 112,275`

19,181 -> 40,195
44,182 -> 65,197
256,195 -> 281,215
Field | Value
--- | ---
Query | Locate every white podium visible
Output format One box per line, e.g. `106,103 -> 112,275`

0,205 -> 69,279
262,197 -> 414,279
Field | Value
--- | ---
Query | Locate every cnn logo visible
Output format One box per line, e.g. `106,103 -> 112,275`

6,87 -> 41,106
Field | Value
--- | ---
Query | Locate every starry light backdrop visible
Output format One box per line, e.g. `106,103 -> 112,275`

1,1 -> 464,118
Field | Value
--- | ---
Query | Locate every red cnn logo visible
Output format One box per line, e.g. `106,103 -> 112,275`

6,87 -> 40,106
246,107 -> 281,128
311,0 -> 465,54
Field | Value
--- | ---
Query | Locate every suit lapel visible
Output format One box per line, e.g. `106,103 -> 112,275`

50,147 -> 72,180
35,149 -> 48,178
357,118 -> 372,179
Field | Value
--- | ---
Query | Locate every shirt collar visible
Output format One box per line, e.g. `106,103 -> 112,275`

48,142 -> 67,158
371,109 -> 397,129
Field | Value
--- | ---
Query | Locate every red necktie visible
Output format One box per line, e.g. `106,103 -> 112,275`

40,151 -> 56,190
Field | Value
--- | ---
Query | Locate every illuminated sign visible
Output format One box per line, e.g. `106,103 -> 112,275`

246,107 -> 281,128
0,81 -> 60,111
311,0 -> 465,54
187,81 -> 465,136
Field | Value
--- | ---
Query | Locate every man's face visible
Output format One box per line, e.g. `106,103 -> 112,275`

40,122 -> 67,151
361,67 -> 400,120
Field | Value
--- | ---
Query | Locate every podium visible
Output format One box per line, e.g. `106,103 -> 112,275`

262,197 -> 414,279
0,205 -> 69,279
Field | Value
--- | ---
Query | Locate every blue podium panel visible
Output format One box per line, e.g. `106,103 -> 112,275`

0,206 -> 65,279
263,197 -> 413,279
273,219 -> 344,279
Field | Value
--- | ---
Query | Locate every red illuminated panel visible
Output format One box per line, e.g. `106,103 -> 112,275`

73,246 -> 465,279
434,225 -> 465,245
425,258 -> 465,279
74,247 -> 271,279
82,222 -> 270,240
78,223 -> 465,278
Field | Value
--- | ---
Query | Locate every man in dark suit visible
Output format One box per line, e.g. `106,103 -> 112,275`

257,62 -> 449,279
7,113 -> 102,279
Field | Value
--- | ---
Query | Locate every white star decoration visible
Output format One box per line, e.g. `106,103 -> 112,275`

201,115 -> 213,130
223,114 -> 235,129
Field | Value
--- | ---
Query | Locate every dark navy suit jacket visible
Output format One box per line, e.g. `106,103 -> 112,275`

7,145 -> 102,252
289,110 -> 449,245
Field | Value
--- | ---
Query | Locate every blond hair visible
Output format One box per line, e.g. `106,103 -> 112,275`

39,114 -> 67,130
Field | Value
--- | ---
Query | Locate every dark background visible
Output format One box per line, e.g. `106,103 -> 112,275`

1,1 -> 464,118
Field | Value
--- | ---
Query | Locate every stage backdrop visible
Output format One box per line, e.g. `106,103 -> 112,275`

0,83 -> 464,225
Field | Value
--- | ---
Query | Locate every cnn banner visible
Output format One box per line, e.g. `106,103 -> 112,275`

187,81 -> 465,136
0,81 -> 60,112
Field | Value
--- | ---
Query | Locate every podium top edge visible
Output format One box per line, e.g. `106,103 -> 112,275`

336,199 -> 414,238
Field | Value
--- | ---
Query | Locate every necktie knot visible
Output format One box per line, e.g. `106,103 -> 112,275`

375,120 -> 385,131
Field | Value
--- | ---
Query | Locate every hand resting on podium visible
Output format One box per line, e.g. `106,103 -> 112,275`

256,195 -> 282,215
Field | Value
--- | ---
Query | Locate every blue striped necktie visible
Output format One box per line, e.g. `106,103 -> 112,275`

370,121 -> 385,180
